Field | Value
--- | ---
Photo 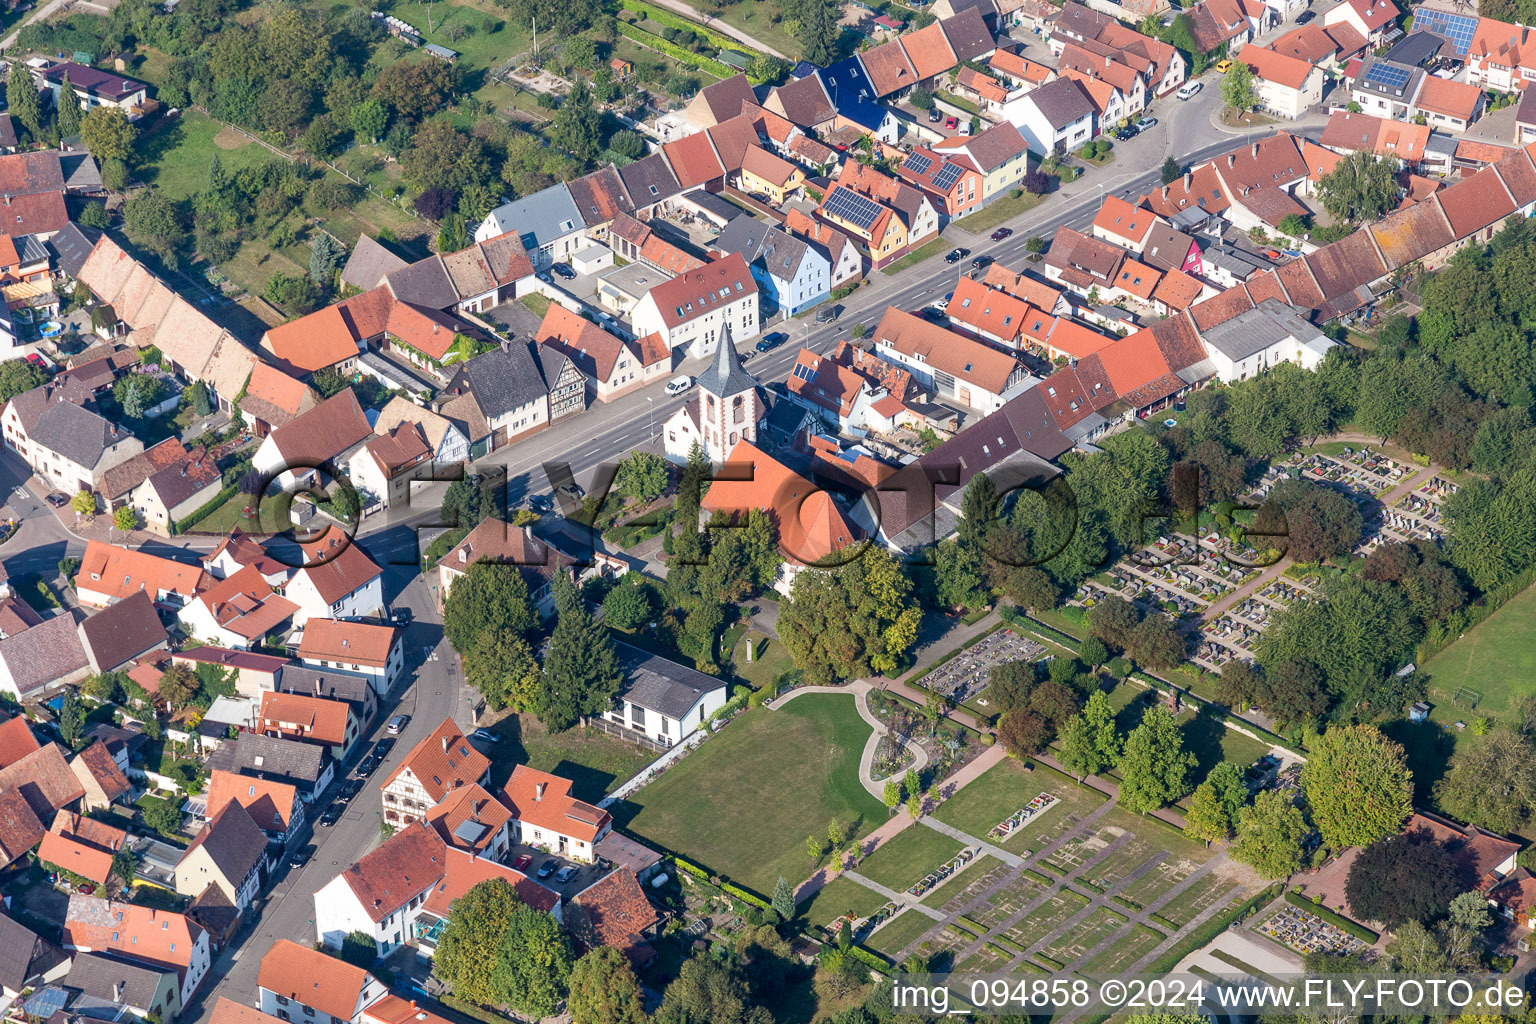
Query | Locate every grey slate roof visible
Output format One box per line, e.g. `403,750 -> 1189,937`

0,912 -> 65,993
445,342 -> 551,419
276,665 -> 374,706
79,591 -> 167,673
49,223 -> 102,280
0,613 -> 88,697
619,153 -> 684,208
0,115 -> 16,151
714,215 -> 816,282
28,399 -> 132,471
64,952 -> 171,1010
385,256 -> 459,310
59,153 -> 102,192
1200,298 -> 1331,361
617,643 -> 726,719
203,732 -> 328,788
1026,76 -> 1097,128
694,322 -> 755,398
181,801 -> 265,888
479,183 -> 585,250
341,235 -> 409,292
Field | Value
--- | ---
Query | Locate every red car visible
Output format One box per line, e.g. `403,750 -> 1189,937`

512,854 -> 533,872
944,116 -> 958,130
991,228 -> 1013,241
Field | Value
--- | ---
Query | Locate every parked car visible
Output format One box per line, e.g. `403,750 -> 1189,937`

1115,126 -> 1138,141
555,865 -> 580,884
756,331 -> 788,353
392,608 -> 412,625
319,805 -> 342,826
921,307 -> 948,323
536,860 -> 559,878
815,305 -> 840,324
1177,81 -> 1202,100
512,854 -> 533,871
928,108 -> 942,122
991,227 -> 1013,241
45,492 -> 68,507
1215,59 -> 1234,73
551,263 -> 576,280
528,493 -> 554,512
470,728 -> 500,744
958,120 -> 972,136
387,714 -> 409,735
555,481 -> 584,503
1136,116 -> 1157,130
372,738 -> 394,759
944,116 -> 959,129
665,375 -> 694,396
355,758 -> 378,778
290,846 -> 313,868
1297,9 -> 1316,22
340,779 -> 362,799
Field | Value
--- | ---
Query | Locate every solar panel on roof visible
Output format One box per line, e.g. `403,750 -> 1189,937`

1414,8 -> 1476,55
903,152 -> 933,175
792,361 -> 816,380
1364,62 -> 1410,91
932,162 -> 964,191
823,188 -> 883,230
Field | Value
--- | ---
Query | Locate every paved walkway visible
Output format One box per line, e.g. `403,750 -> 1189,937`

919,816 -> 1024,867
843,871 -> 947,921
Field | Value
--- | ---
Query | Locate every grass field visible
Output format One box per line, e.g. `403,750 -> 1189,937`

933,757 -> 1070,842
867,908 -> 940,958
477,713 -> 654,801
856,826 -> 964,894
968,870 -> 1049,930
1000,888 -> 1089,948
1038,906 -> 1125,965
617,695 -> 883,895
880,236 -> 951,276
1422,583 -> 1536,743
954,189 -> 1045,234
137,111 -> 278,201
731,634 -> 795,690
1078,923 -> 1166,974
922,855 -> 1012,913
801,876 -> 888,928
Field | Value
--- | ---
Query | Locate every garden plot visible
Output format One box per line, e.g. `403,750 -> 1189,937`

1001,888 -> 1090,947
956,941 -> 1016,974
1037,906 -> 1129,966
1078,922 -> 1167,974
917,923 -> 987,971
1157,880 -> 1245,928
1257,903 -> 1368,956
920,854 -> 1010,915
968,871 -> 1051,930
866,908 -> 941,959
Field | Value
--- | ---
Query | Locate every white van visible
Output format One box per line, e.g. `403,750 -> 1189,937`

1177,81 -> 1202,100
666,375 -> 695,396
959,120 -> 972,136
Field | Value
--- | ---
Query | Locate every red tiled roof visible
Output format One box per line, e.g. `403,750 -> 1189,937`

1190,281 -> 1255,331
75,541 -> 208,604
661,133 -> 725,189
859,39 -> 920,96
260,691 -> 352,747
567,867 -> 660,967
65,896 -> 205,977
702,440 -> 859,565
1416,76 -> 1482,122
295,532 -> 383,606
1303,228 -> 1389,302
297,618 -> 397,669
642,254 -> 756,330
1274,257 -> 1326,309
39,830 -> 114,884
1370,198 -> 1454,269
0,716 -> 39,769
262,305 -> 361,375
899,21 -> 959,80
1044,318 -> 1117,359
423,783 -> 511,854
1242,269 -> 1289,307
0,743 -> 86,822
73,741 -> 130,802
206,770 -> 298,832
1092,196 -> 1157,248
873,307 -> 1021,394
195,565 -> 298,641
1244,46 -> 1318,90
382,718 -> 490,804
1153,268 -> 1203,310
419,846 -> 558,917
1112,259 -> 1161,300
258,940 -> 373,1017
0,788 -> 44,866
340,821 -> 446,922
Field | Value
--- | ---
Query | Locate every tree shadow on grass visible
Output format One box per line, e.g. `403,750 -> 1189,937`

1180,704 -> 1231,783
1381,717 -> 1455,804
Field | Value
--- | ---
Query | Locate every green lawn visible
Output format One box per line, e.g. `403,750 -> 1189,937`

616,694 -> 884,895
801,875 -> 889,928
137,110 -> 277,202
866,908 -> 939,958
930,755 -> 1042,840
731,633 -> 795,690
479,713 -> 655,802
1422,582 -> 1536,741
855,825 -> 964,894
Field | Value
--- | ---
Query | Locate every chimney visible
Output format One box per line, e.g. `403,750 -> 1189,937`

114,982 -> 123,1002
442,736 -> 450,752
314,678 -> 322,695
1183,171 -> 1193,190
1251,142 -> 1259,159
1227,154 -> 1236,168
535,782 -> 546,801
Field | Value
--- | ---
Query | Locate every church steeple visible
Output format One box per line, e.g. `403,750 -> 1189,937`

695,323 -> 756,399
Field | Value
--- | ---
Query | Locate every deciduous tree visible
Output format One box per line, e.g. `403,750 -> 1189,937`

492,903 -> 574,1019
156,663 -> 201,709
1345,827 -> 1466,926
1302,724 -> 1412,847
568,947 -> 647,1024
1220,58 -> 1258,112
539,574 -> 623,731
1116,705 -> 1196,814
1317,150 -> 1399,224
1230,790 -> 1307,879
442,559 -> 536,654
1434,731 -> 1536,836
1057,691 -> 1121,781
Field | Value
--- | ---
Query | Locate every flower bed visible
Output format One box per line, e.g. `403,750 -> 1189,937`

908,847 -> 976,898
988,793 -> 1059,841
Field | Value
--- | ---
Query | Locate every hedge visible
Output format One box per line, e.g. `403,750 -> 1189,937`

617,0 -> 764,64
174,482 -> 239,534
722,880 -> 772,911
616,21 -> 742,81
1283,890 -> 1378,943
847,945 -> 893,974
672,855 -> 710,881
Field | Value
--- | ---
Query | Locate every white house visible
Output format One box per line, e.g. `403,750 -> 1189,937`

712,218 -> 832,318
378,717 -> 490,829
251,390 -> 373,495
178,565 -> 299,650
372,397 -> 469,465
296,618 -> 404,694
1198,299 -> 1338,381
1244,47 -> 1326,120
62,896 -> 211,1010
1,381 -> 143,496
501,765 -> 612,863
630,253 -> 760,359
257,940 -> 387,1024
472,183 -> 588,266
602,643 -> 729,749
871,308 -> 1028,415
1004,77 -> 1096,157
284,533 -> 385,627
